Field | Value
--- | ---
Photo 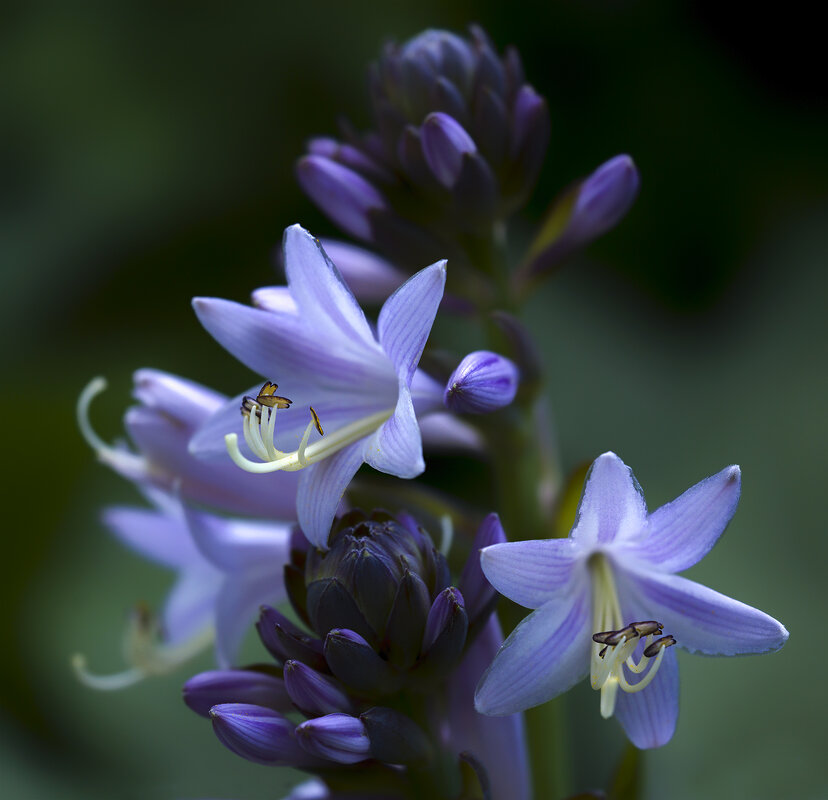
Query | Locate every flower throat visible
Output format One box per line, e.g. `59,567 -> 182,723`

589,554 -> 676,719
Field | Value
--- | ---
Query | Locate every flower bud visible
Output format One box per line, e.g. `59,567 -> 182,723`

458,513 -> 507,623
295,155 -> 387,241
421,587 -> 468,672
295,713 -> 371,764
360,707 -> 433,765
444,351 -> 519,414
209,704 -> 310,767
256,605 -> 326,672
183,668 -> 290,717
323,629 -> 399,694
421,112 -> 477,188
284,660 -> 353,717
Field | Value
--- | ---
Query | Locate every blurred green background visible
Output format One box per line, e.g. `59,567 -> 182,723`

2,0 -> 825,798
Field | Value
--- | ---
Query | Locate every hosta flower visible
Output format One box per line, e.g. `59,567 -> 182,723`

77,368 -> 298,519
475,452 -> 788,748
191,224 -> 448,548
73,495 -> 293,688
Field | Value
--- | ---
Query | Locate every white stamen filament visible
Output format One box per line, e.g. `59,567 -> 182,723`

226,405 -> 394,474
589,555 -> 671,718
77,377 -> 150,477
72,614 -> 214,692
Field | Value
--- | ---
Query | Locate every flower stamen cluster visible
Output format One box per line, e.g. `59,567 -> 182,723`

589,554 -> 676,717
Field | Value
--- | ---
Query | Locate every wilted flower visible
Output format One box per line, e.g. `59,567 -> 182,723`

475,452 -> 788,748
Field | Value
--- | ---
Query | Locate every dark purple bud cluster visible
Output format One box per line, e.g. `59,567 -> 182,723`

297,27 -> 550,273
183,510 -> 503,776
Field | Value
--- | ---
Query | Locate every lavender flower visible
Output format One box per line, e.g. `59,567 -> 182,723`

444,350 -> 519,414
475,452 -> 788,748
77,369 -> 298,519
191,224 -> 447,548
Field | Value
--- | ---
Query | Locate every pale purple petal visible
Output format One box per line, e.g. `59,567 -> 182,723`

418,412 -> 485,453
409,368 -> 445,416
132,368 -> 224,423
251,286 -> 299,315
282,224 -> 379,353
475,576 -> 592,715
163,567 -> 223,645
378,261 -> 447,384
480,539 -> 584,609
616,565 -> 788,656
297,442 -> 365,549
102,505 -> 198,569
572,452 -> 647,547
318,239 -> 407,304
627,466 -> 741,572
362,381 -> 424,478
184,508 -> 292,573
192,297 -> 392,389
614,645 -> 679,750
446,616 -> 530,800
215,569 -> 287,667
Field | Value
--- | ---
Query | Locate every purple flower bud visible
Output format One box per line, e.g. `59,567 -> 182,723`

423,587 -> 466,651
324,629 -> 399,695
444,351 -> 519,414
421,112 -> 477,188
209,704 -> 310,767
256,605 -> 326,672
459,513 -> 508,622
295,713 -> 371,764
319,240 -> 407,304
571,154 -> 640,240
283,660 -> 352,717
183,669 -> 290,717
421,587 -> 469,674
296,155 -> 387,241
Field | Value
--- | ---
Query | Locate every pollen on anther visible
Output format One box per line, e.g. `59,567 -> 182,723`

309,406 -> 324,436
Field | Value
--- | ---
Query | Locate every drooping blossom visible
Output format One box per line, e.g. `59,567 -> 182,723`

475,452 -> 788,748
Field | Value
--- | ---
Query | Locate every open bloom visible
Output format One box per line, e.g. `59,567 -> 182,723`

73,493 -> 293,688
475,452 -> 788,748
191,224 -> 447,548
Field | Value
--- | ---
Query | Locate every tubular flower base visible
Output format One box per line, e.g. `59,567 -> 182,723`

475,452 -> 788,748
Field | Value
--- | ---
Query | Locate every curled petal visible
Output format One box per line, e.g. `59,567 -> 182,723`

363,381 -> 424,479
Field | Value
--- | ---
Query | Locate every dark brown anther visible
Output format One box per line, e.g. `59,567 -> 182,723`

632,620 -> 663,637
309,406 -> 324,436
643,635 -> 677,658
256,381 -> 292,409
605,624 -> 638,645
593,630 -> 617,645
598,645 -> 608,659
241,396 -> 261,417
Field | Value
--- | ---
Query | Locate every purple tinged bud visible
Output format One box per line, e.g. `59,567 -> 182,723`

283,660 -> 352,717
421,112 -> 477,188
209,703 -> 309,767
296,155 -> 387,241
572,154 -> 640,240
511,85 -> 546,156
183,669 -> 291,718
295,713 -> 371,764
459,513 -> 508,622
444,351 -> 519,414
423,587 -> 466,651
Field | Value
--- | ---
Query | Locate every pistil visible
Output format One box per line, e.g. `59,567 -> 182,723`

589,555 -> 676,718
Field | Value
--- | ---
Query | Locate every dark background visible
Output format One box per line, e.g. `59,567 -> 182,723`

2,1 -> 825,797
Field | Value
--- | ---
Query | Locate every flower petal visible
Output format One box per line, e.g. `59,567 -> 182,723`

572,452 -> 647,547
318,238 -> 407,304
617,566 -> 788,656
480,539 -> 583,609
418,412 -> 485,453
446,616 -> 531,800
282,224 -> 379,353
297,441 -> 365,549
132,368 -> 224,423
102,505 -> 198,569
251,286 -> 299,314
613,645 -> 679,750
629,465 -> 741,572
362,381 -> 424,478
192,297 -> 391,389
474,577 -> 591,715
378,260 -> 447,384
162,567 -> 223,645
214,569 -> 287,667
184,507 -> 292,573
